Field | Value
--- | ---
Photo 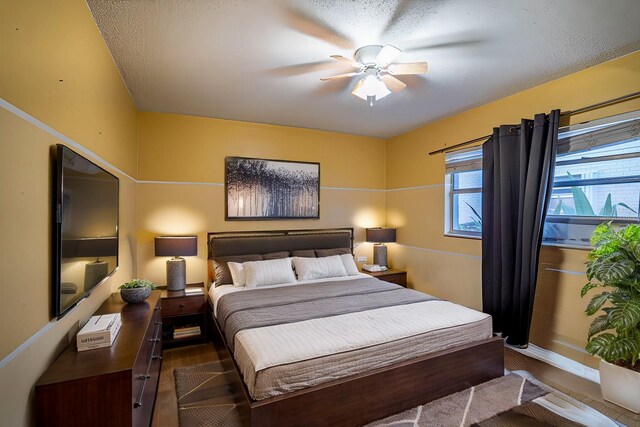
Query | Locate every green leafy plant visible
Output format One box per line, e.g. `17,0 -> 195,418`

119,279 -> 156,290
581,223 -> 640,370
460,201 -> 482,232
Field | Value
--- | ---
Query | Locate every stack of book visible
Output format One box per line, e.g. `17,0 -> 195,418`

77,313 -> 122,352
173,325 -> 201,339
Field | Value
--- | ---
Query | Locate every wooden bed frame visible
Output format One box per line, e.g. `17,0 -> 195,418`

207,228 -> 504,427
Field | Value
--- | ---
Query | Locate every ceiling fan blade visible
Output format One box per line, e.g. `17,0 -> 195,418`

375,44 -> 402,67
351,79 -> 367,100
320,71 -> 362,81
381,74 -> 406,93
330,55 -> 362,68
283,7 -> 354,49
388,62 -> 428,75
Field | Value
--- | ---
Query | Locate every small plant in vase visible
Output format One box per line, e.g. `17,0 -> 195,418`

581,222 -> 640,413
119,279 -> 156,304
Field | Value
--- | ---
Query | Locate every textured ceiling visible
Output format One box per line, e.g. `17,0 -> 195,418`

87,0 -> 640,138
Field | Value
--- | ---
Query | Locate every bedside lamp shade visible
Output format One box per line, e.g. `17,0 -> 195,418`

155,236 -> 197,291
155,236 -> 197,257
366,228 -> 396,267
366,228 -> 396,244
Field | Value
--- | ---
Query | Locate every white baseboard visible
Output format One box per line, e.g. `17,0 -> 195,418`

514,343 -> 600,384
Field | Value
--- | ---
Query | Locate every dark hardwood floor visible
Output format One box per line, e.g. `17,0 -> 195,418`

151,343 -> 639,427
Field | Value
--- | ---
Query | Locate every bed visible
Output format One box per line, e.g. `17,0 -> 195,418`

207,228 -> 504,427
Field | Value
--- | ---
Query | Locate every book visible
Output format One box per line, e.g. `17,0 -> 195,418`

184,288 -> 204,294
77,313 -> 122,352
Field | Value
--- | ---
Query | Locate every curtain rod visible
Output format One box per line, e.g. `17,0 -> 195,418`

428,90 -> 640,156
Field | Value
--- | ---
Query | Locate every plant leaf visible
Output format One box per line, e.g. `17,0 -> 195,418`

589,259 -> 635,283
599,194 -> 614,217
587,315 -> 611,339
586,292 -> 610,316
586,333 -> 640,364
570,186 -> 595,216
615,202 -> 638,215
553,199 -> 563,215
608,295 -> 640,331
581,282 -> 598,298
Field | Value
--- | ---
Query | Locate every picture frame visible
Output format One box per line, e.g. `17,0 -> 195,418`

225,156 -> 320,220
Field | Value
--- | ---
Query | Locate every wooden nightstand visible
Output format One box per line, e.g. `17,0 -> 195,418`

361,269 -> 407,287
160,283 -> 208,348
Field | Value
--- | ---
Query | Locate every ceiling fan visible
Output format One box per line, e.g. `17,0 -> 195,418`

321,44 -> 428,105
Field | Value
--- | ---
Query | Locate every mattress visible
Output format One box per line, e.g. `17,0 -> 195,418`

211,277 -> 492,401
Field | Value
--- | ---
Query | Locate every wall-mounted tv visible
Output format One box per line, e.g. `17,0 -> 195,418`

52,144 -> 119,319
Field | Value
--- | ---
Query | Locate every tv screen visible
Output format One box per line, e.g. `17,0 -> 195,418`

53,144 -> 119,318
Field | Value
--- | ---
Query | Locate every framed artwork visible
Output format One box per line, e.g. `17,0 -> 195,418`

225,157 -> 320,220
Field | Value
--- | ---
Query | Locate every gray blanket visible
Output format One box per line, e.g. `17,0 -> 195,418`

217,277 -> 437,352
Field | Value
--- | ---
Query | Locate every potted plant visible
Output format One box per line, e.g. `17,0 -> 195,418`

119,279 -> 156,304
581,222 -> 640,413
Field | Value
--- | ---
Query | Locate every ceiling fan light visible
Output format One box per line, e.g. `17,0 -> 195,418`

353,75 -> 390,101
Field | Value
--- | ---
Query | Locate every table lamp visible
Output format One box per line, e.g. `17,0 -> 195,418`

67,237 -> 117,291
365,227 -> 396,267
155,236 -> 197,291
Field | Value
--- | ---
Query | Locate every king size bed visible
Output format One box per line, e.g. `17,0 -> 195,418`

207,228 -> 504,427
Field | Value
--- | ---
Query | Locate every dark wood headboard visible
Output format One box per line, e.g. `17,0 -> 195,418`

206,228 -> 354,285
207,228 -> 354,257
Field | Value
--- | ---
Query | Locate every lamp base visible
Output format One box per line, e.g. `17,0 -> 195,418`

84,261 -> 108,291
167,257 -> 186,291
373,244 -> 388,267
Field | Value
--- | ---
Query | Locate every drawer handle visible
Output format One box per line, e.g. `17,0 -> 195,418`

138,374 -> 151,380
155,321 -> 163,325
179,303 -> 184,308
134,402 -> 142,409
152,355 -> 163,360
149,338 -> 160,342
155,307 -> 160,310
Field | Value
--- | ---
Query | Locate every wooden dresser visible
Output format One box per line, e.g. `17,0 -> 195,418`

35,291 -> 162,427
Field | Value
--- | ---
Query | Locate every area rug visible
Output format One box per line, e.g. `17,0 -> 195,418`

174,363 -> 618,427
173,360 -> 242,427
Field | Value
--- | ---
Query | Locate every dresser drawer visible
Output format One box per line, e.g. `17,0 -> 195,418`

162,295 -> 205,317
132,307 -> 162,426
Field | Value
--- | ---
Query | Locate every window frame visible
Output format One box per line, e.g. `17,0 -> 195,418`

443,111 -> 640,246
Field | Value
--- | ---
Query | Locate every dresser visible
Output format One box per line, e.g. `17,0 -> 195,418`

35,291 -> 162,427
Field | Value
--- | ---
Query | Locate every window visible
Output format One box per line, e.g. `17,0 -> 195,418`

444,111 -> 640,246
445,148 -> 483,236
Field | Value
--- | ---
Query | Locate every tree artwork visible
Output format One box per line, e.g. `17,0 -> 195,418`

225,157 -> 320,219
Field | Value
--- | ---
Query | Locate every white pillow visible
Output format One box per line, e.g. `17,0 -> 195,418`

243,258 -> 296,288
340,254 -> 360,276
293,255 -> 348,281
227,262 -> 246,287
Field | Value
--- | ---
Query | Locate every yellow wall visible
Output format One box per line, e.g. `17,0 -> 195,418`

0,0 -> 138,426
386,51 -> 640,367
137,112 -> 387,287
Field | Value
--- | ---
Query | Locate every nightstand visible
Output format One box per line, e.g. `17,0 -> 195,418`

160,282 -> 208,348
361,269 -> 407,287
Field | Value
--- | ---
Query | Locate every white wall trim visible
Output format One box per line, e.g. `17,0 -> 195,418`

514,343 -> 600,384
387,184 -> 444,192
543,267 -> 586,276
0,322 -> 55,369
138,180 -> 224,186
0,98 -> 136,183
395,243 -> 482,260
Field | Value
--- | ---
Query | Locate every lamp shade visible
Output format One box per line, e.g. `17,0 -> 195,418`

62,237 -> 117,258
155,236 -> 197,257
366,228 -> 396,243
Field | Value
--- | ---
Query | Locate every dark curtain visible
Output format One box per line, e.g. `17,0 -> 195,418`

481,110 -> 560,347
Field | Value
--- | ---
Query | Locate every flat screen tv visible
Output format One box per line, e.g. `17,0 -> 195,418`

52,144 -> 119,319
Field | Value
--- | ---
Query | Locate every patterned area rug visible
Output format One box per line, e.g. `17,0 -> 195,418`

174,363 -> 618,427
173,361 -> 242,427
